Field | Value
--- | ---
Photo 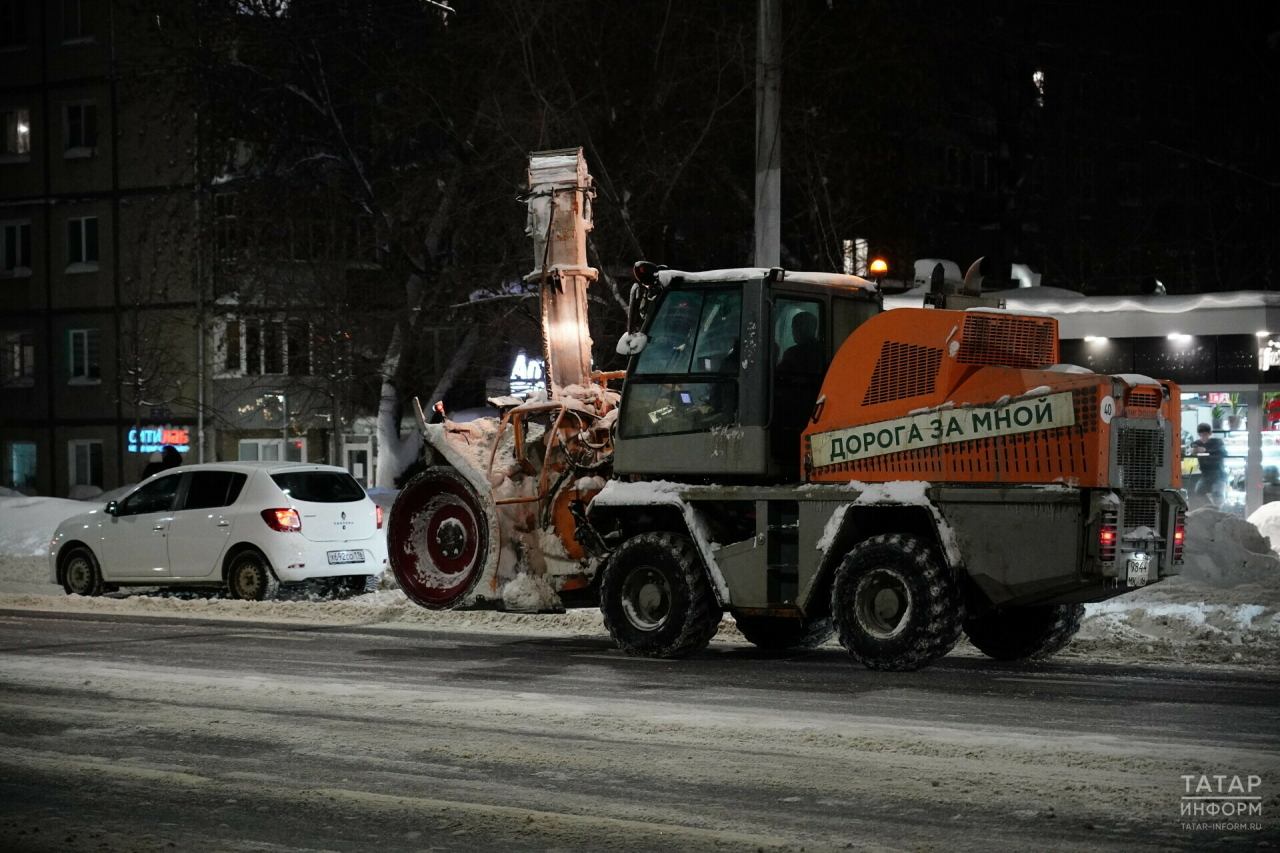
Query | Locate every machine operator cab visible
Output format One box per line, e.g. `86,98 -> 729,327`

614,265 -> 882,480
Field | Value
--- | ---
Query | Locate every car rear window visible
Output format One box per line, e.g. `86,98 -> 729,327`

270,472 -> 366,503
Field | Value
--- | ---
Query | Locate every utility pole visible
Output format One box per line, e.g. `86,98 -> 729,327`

753,0 -> 782,268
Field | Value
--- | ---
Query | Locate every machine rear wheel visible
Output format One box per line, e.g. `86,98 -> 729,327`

389,468 -> 492,609
963,604 -> 1085,661
830,534 -> 964,671
600,532 -> 721,659
734,615 -> 834,650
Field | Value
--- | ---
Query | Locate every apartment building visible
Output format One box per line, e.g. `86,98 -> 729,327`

0,0 -> 206,497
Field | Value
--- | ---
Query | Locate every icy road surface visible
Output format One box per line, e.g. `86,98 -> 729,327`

2,610 -> 1277,852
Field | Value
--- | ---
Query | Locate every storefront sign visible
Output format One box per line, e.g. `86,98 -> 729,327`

127,426 -> 190,454
811,392 -> 1076,467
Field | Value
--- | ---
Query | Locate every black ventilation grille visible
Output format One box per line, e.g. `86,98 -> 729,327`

1117,426 -> 1164,491
862,341 -> 942,406
956,314 -> 1057,369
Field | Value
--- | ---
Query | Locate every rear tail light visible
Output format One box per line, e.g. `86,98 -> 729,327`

1172,507 -> 1186,564
261,508 -> 301,532
376,505 -> 384,529
1099,509 -> 1118,563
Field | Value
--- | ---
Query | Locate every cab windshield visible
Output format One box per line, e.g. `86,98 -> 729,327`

623,285 -> 742,438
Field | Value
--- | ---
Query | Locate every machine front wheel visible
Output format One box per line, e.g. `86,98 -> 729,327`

600,532 -> 721,659
830,534 -> 964,671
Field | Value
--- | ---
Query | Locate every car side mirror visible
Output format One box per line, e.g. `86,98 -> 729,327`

105,500 -> 118,517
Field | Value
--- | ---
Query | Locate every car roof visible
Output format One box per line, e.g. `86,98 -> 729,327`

148,461 -> 351,477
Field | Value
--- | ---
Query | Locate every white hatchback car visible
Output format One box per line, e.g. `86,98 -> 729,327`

50,462 -> 387,600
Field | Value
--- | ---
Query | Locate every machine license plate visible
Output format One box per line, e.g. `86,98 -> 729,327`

1126,554 -> 1150,587
327,550 -> 365,565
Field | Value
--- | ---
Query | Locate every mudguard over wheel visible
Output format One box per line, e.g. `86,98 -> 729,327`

830,533 -> 964,672
600,532 -> 721,659
62,547 -> 104,597
963,604 -> 1085,661
734,615 -> 834,650
227,551 -> 280,601
389,468 -> 493,609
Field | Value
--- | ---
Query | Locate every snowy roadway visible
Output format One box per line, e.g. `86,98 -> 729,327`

2,609 -> 1278,852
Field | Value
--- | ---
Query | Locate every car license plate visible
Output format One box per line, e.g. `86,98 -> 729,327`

1126,554 -> 1150,587
327,550 -> 365,565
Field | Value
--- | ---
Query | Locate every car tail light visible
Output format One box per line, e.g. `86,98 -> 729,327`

261,508 -> 301,532
1172,507 -> 1186,564
1099,509 -> 1118,563
376,505 -> 384,529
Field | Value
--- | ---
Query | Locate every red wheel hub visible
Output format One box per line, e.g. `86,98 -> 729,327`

389,469 -> 490,608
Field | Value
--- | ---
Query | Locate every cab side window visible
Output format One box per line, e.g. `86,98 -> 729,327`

771,298 -> 826,470
182,471 -> 245,510
774,299 -> 825,374
832,296 -> 878,350
117,474 -> 181,516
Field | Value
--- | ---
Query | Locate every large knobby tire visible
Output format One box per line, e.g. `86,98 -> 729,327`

600,532 -> 721,659
226,551 -> 280,601
830,534 -> 964,672
389,468 -> 492,609
62,546 -> 104,597
963,604 -> 1085,661
734,615 -> 834,650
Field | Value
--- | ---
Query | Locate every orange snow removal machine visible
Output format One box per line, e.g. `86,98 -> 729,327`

387,148 -> 1186,671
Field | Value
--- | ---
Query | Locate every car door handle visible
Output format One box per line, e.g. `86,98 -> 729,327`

217,521 -> 230,527
153,525 -> 166,531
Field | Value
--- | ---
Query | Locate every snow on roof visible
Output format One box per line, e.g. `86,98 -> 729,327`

658,268 -> 876,291
886,287 -> 1280,339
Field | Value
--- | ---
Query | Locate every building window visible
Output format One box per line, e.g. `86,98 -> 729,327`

3,440 -> 37,494
1,329 -> 34,386
216,316 -> 310,377
221,318 -> 241,375
0,0 -> 27,49
1,107 -> 30,158
62,0 -> 92,42
287,322 -> 310,375
214,193 -> 241,260
66,216 -> 98,271
1,220 -> 30,275
68,328 -> 100,382
68,439 -> 103,489
64,102 -> 98,156
238,438 -> 305,463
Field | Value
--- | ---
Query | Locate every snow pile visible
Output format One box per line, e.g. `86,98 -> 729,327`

1180,507 -> 1280,588
0,496 -> 89,557
501,573 -> 564,613
1248,502 -> 1280,554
